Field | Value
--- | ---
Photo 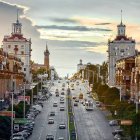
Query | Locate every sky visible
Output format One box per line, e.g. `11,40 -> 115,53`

0,0 -> 140,77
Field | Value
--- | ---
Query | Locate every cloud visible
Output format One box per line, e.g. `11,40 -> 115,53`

50,17 -> 77,24
95,23 -> 111,25
35,25 -> 112,32
47,39 -> 106,48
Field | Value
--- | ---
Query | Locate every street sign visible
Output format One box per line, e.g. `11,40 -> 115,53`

121,120 -> 133,125
18,96 -> 30,104
0,111 -> 15,117
14,118 -> 29,124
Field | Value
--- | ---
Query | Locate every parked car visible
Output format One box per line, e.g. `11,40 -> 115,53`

109,120 -> 118,126
114,134 -> 122,140
112,129 -> 124,136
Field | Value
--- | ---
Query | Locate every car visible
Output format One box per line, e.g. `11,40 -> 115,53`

60,97 -> 64,101
46,134 -> 54,140
48,118 -> 54,124
74,102 -> 78,106
95,101 -> 101,107
112,129 -> 124,136
61,92 -> 65,95
72,96 -> 76,100
109,120 -> 118,126
114,134 -> 122,140
58,137 -> 64,140
60,101 -> 64,104
12,136 -> 25,140
53,103 -> 58,107
75,98 -> 79,102
49,111 -> 55,116
71,131 -> 76,139
60,107 -> 65,111
59,123 -> 66,129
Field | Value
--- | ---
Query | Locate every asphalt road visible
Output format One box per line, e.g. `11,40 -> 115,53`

29,79 -> 114,140
29,80 -> 69,140
70,80 -> 114,140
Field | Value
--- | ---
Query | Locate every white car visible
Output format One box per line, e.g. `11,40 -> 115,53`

59,123 -> 66,129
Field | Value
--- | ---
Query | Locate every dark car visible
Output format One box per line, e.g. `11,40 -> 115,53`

46,134 -> 54,140
49,111 -> 55,116
112,129 -> 124,136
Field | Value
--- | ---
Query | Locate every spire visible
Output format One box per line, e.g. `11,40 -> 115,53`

12,9 -> 22,35
17,9 -> 19,23
46,42 -> 48,51
44,42 -> 50,55
121,9 -> 123,24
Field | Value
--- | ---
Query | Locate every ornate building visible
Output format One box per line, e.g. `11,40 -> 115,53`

2,13 -> 32,83
0,48 -> 24,100
116,56 -> 135,99
108,13 -> 135,87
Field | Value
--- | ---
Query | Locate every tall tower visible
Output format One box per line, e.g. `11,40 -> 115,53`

44,43 -> 50,70
2,10 -> 32,82
108,10 -> 135,87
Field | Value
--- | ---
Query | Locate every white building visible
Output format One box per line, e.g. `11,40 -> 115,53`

108,18 -> 135,87
2,14 -> 32,83
50,66 -> 58,80
77,59 -> 86,72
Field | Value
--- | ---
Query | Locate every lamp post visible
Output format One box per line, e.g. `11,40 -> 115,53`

23,83 -> 26,118
11,79 -> 15,140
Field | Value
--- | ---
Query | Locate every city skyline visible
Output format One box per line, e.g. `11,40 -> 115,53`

0,0 -> 140,77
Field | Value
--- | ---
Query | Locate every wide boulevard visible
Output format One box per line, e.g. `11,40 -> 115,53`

29,79 -> 114,140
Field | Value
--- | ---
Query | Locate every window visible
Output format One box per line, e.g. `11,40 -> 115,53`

21,45 -> 24,49
21,51 -> 24,55
24,68 -> 26,71
8,45 -> 11,48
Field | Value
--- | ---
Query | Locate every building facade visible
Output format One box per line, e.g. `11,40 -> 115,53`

108,19 -> 135,87
116,56 -> 135,99
130,53 -> 140,102
2,15 -> 32,83
0,48 -> 24,100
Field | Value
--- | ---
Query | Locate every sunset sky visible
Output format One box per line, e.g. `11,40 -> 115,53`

0,0 -> 140,76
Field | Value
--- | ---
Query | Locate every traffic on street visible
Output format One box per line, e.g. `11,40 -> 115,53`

24,79 -> 118,140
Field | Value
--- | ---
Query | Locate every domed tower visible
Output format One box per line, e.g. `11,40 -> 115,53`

44,43 -> 50,70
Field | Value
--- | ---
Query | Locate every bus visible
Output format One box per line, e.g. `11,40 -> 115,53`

85,100 -> 94,111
